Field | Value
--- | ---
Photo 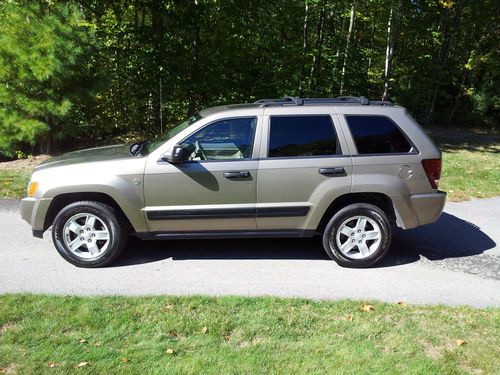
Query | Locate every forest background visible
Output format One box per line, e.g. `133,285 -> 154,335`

0,0 -> 498,157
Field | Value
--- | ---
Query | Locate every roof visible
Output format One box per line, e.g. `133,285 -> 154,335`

199,96 -> 395,117
255,96 -> 393,107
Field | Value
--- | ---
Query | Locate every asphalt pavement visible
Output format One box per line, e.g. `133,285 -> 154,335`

0,197 -> 498,307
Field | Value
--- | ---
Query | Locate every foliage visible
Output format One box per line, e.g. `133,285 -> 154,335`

0,1 -> 97,156
0,0 -> 499,155
1,295 -> 499,374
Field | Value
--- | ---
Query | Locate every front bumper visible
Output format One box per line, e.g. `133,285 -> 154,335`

20,197 -> 53,237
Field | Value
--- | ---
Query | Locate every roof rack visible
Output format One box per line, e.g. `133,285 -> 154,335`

254,96 -> 393,107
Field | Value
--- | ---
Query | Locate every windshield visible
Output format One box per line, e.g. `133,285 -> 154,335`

144,113 -> 203,154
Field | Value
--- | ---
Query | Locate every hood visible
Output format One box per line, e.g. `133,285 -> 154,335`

36,144 -> 135,170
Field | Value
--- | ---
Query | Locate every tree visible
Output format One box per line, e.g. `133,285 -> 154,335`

1,0 -> 498,158
339,1 -> 356,95
0,1 -> 96,155
382,0 -> 402,101
424,0 -> 464,126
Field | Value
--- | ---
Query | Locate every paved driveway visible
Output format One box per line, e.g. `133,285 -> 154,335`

0,198 -> 498,307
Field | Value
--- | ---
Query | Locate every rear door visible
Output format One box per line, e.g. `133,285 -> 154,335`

256,108 -> 352,233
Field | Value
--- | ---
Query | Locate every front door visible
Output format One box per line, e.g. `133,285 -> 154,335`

144,117 -> 259,234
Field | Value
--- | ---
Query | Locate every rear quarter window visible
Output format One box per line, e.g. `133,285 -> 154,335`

345,115 -> 413,154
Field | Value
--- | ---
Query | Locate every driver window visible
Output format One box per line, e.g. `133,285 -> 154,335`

181,117 -> 257,161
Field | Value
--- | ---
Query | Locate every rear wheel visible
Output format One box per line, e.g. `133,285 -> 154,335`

52,201 -> 127,267
322,203 -> 392,268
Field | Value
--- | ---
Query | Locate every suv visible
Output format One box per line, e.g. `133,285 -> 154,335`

21,96 -> 446,268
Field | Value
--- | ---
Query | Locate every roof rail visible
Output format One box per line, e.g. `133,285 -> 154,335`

255,96 -> 393,107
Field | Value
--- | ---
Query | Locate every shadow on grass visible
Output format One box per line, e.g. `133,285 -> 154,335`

426,126 -> 500,153
113,212 -> 496,268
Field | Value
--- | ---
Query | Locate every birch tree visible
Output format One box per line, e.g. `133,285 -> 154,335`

340,1 -> 356,95
382,0 -> 402,101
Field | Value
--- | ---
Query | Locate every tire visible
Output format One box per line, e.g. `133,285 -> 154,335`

322,203 -> 392,268
52,201 -> 128,268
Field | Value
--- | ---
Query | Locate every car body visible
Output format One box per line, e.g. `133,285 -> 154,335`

21,96 -> 446,267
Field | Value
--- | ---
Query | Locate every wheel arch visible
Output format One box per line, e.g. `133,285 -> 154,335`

316,192 -> 397,233
43,192 -> 134,233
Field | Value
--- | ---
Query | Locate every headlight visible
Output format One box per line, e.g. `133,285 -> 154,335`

27,181 -> 38,197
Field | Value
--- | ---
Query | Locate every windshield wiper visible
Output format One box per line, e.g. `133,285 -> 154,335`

129,140 -> 150,156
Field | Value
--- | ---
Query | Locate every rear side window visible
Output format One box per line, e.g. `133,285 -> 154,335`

345,115 -> 412,154
268,115 -> 338,158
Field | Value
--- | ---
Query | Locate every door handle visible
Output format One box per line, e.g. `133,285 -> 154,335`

319,167 -> 346,176
223,171 -> 250,179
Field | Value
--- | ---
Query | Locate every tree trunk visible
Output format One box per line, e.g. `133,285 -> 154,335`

309,0 -> 327,96
41,130 -> 53,155
340,1 -> 356,95
151,0 -> 165,132
424,0 -> 463,126
382,0 -> 402,101
187,0 -> 201,116
298,0 -> 309,97
332,5 -> 347,94
448,69 -> 468,122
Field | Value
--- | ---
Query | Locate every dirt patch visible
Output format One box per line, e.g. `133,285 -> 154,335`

0,363 -> 17,374
0,322 -> 16,335
0,155 -> 51,170
418,337 -> 457,360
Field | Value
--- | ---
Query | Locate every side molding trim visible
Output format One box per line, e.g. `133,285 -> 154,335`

146,206 -> 310,220
136,229 -> 316,240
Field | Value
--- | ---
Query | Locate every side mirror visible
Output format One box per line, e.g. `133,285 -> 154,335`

162,145 -> 187,163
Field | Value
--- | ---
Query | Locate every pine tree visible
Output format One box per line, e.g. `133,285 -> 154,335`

0,1 -> 95,156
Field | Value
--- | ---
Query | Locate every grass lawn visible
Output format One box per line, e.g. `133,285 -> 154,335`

429,127 -> 500,201
0,170 -> 30,199
440,148 -> 500,201
0,295 -> 499,374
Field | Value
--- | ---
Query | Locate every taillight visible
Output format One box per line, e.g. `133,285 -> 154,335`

421,159 -> 442,189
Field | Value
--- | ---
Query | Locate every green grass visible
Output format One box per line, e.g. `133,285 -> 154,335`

429,127 -> 500,201
0,295 -> 499,374
0,170 -> 30,199
441,148 -> 500,201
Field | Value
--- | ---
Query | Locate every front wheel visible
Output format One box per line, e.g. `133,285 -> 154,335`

322,203 -> 392,268
52,201 -> 127,268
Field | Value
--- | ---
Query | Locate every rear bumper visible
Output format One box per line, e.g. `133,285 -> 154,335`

393,190 -> 446,229
20,197 -> 52,237
410,190 -> 447,226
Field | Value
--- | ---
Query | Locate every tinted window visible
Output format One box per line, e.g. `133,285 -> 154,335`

345,115 -> 412,154
268,116 -> 338,158
181,117 -> 256,161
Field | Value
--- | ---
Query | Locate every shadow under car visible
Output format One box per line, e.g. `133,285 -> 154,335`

112,212 -> 496,268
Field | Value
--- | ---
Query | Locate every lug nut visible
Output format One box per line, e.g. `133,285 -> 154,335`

80,237 -> 84,241
358,240 -> 362,243
358,230 -> 361,233
352,239 -> 355,243
86,228 -> 91,231
80,230 -> 84,234
91,233 -> 96,237
362,234 -> 366,238
351,233 -> 355,236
